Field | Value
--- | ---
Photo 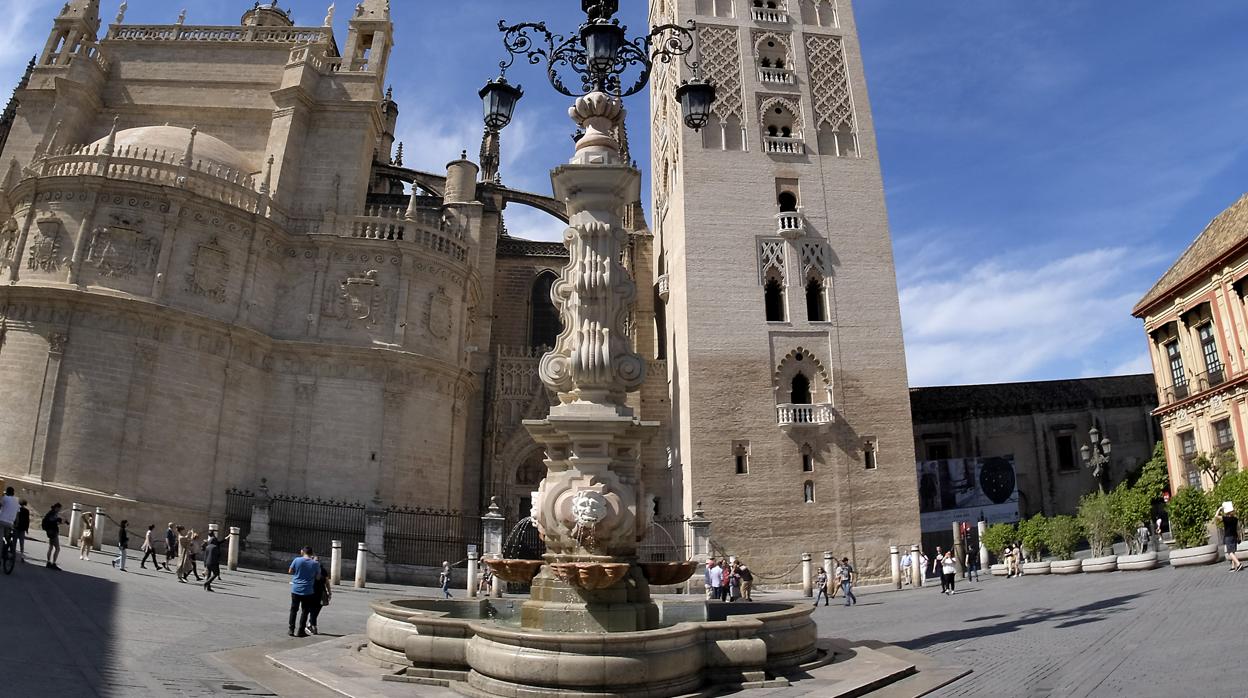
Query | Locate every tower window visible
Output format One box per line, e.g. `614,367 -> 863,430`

801,444 -> 814,472
803,480 -> 815,503
778,191 -> 798,212
863,439 -> 878,470
529,272 -> 562,349
791,373 -> 812,405
733,441 -> 750,474
806,277 -> 826,321
764,276 -> 786,321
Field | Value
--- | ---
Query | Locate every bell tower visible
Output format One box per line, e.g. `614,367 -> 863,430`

38,0 -> 101,67
343,0 -> 394,77
649,0 -> 919,581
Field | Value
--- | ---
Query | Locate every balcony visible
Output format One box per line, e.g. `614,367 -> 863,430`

758,66 -> 795,85
777,403 -> 835,427
1163,368 -> 1230,404
657,273 -> 670,303
764,136 -> 805,155
776,211 -> 805,239
752,6 -> 789,23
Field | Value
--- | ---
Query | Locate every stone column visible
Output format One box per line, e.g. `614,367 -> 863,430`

952,522 -> 966,577
801,552 -> 813,597
29,332 -> 68,480
354,542 -> 367,589
227,526 -> 240,571
688,503 -> 711,595
68,503 -> 82,546
93,507 -> 105,551
330,539 -> 343,586
890,545 -> 901,589
978,521 -> 989,571
365,494 -> 387,583
822,551 -> 834,585
911,544 -> 924,587
467,549 -> 479,598
247,483 -> 272,561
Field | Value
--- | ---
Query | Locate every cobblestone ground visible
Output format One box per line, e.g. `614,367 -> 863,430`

5,535 -> 1244,697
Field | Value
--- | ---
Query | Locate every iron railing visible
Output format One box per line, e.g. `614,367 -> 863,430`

223,488 -> 254,545
269,495 -> 365,558
639,516 -> 694,562
385,507 -> 482,567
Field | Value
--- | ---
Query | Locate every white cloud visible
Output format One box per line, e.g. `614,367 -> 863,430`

0,1 -> 51,76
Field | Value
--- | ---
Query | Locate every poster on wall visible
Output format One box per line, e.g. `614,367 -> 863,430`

916,456 -> 1020,533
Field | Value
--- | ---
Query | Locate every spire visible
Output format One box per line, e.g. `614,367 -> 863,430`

0,57 -> 35,157
259,154 -> 274,195
102,115 -> 119,155
180,126 -> 198,167
324,3 -> 335,27
393,141 -> 403,167
114,2 -> 127,24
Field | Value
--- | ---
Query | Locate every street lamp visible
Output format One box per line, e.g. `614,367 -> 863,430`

1080,426 -> 1112,494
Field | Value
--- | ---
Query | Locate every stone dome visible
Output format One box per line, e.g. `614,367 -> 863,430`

90,126 -> 258,175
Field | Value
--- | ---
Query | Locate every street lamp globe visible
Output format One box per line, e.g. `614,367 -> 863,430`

1080,443 -> 1091,463
479,76 -> 524,131
1101,437 -> 1112,456
582,20 -> 626,76
1088,426 -> 1100,445
676,78 -> 716,131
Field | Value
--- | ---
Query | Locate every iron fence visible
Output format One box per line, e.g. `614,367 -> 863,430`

639,516 -> 693,562
385,507 -> 482,567
269,495 -> 365,557
224,488 -> 254,546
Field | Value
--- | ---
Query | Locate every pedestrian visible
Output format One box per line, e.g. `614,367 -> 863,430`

703,559 -> 716,600
164,522 -> 178,571
307,555 -> 331,634
111,519 -> 129,571
288,546 -> 320,637
1013,542 -> 1024,576
1217,501 -> 1242,572
0,487 -> 17,554
478,568 -> 493,596
919,552 -> 929,585
728,562 -> 742,601
964,547 -> 980,582
41,503 -> 64,569
719,559 -> 731,601
738,561 -> 753,601
930,546 -> 943,579
941,551 -> 957,595
938,551 -> 951,593
1003,544 -> 1015,577
440,561 -> 453,598
202,530 -> 227,591
1156,517 -> 1163,537
900,551 -> 912,585
707,558 -> 724,601
813,567 -> 830,606
175,526 -> 195,581
79,511 -> 95,560
14,498 -> 30,561
188,531 -> 203,580
836,557 -> 857,606
140,524 -> 163,569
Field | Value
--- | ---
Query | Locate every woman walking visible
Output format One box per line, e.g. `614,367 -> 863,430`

111,519 -> 129,571
139,524 -> 163,570
307,555 -> 331,634
175,526 -> 199,581
78,511 -> 95,560
941,551 -> 957,595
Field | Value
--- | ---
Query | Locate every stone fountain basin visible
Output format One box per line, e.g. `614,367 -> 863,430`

367,598 -> 818,696
483,558 -> 543,583
638,561 -> 699,586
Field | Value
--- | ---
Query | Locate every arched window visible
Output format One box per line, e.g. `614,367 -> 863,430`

791,373 -> 812,404
803,480 -> 815,503
806,277 -> 826,321
778,191 -> 798,212
529,272 -> 561,349
765,276 -> 786,321
733,441 -> 750,474
801,443 -> 814,472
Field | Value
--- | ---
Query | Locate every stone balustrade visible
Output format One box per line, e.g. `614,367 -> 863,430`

758,67 -> 795,85
340,209 -> 468,264
287,45 -> 343,74
764,135 -> 805,155
109,24 -> 332,45
776,403 -> 835,427
658,273 -> 670,302
752,7 -> 789,23
776,211 -> 804,238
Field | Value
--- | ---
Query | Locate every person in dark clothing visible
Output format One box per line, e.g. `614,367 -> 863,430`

1218,502 -> 1242,572
307,556 -> 331,634
202,530 -> 228,591
164,523 -> 178,572
289,547 -> 320,637
14,499 -> 30,561
111,520 -> 130,571
41,503 -> 64,569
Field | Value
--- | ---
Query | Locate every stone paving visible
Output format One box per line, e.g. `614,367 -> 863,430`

4,534 -> 1246,697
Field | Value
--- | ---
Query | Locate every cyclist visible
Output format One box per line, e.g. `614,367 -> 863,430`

0,487 -> 18,566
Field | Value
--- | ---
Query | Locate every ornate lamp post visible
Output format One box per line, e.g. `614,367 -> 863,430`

479,1 -> 714,633
1080,426 -> 1112,494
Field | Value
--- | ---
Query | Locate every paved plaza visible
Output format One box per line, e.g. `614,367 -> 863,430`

3,535 -> 1244,697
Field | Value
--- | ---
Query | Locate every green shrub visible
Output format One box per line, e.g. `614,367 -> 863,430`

1167,486 -> 1215,549
980,523 -> 1016,563
1078,491 -> 1115,557
1108,482 -> 1152,554
1017,514 -> 1048,561
1044,515 -> 1083,560
1213,469 -> 1248,520
1134,442 -> 1169,501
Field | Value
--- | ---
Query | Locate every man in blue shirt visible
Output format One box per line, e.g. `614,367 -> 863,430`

289,546 -> 321,637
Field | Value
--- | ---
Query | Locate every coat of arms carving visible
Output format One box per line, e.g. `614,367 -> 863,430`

0,218 -> 17,267
322,269 -> 393,329
27,215 -> 67,272
85,226 -> 159,279
186,237 -> 230,303
426,287 -> 453,340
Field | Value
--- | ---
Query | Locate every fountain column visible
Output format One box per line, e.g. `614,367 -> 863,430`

520,91 -> 661,633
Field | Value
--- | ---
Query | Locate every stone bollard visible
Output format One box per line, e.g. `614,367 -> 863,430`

467,549 -> 479,598
330,540 -> 343,586
890,545 -> 901,589
94,507 -> 105,551
911,544 -> 924,587
978,520 -> 989,572
801,552 -> 813,597
227,526 -> 240,571
354,542 -> 367,589
68,503 -> 82,547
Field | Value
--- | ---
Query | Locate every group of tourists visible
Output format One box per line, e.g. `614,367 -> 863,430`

703,557 -> 754,602
812,557 -> 857,607
287,546 -> 332,637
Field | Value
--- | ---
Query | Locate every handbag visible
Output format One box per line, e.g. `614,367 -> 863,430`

321,587 -> 332,606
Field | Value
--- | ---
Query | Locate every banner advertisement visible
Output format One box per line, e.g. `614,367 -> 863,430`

916,456 -> 1020,533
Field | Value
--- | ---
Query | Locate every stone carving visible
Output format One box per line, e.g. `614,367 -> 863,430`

800,240 -> 831,278
186,237 -> 230,302
0,218 -> 17,266
698,25 -> 744,121
426,287 -> 453,340
27,215 -> 67,272
85,226 -> 160,279
759,238 -> 786,284
321,269 -> 393,330
48,332 -> 68,355
805,34 -> 856,133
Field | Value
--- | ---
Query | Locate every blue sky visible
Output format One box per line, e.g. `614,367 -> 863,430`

2,1 -> 1247,388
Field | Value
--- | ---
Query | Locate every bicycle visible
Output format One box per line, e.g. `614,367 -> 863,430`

1,526 -> 15,575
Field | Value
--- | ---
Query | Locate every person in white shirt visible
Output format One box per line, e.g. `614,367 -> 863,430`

707,560 -> 724,601
900,552 -> 912,585
0,487 -> 19,543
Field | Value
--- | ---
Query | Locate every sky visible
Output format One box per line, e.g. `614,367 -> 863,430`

2,1 -> 1248,387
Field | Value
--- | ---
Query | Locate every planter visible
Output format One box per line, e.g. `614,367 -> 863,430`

1050,559 -> 1082,574
989,563 -> 1009,577
1082,555 -> 1118,573
1020,561 -> 1050,575
1169,543 -> 1220,568
1117,551 -> 1159,571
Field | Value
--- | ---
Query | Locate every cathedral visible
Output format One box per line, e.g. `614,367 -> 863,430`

0,0 -> 917,580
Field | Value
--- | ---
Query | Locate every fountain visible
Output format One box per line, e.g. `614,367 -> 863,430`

363,4 -> 827,696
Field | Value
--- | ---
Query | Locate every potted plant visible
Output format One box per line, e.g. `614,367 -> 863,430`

1017,514 -> 1051,574
1111,482 -> 1158,570
1078,491 -> 1117,572
1044,515 -> 1084,574
1167,485 -> 1219,567
980,522 -> 1015,576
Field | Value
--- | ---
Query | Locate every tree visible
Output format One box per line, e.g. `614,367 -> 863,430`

1016,514 -> 1048,561
1077,491 -> 1115,557
980,523 -> 1016,563
1167,486 -> 1216,549
1195,449 -> 1237,487
1108,482 -> 1151,554
1134,441 -> 1169,501
1213,469 -> 1248,521
1044,515 -> 1083,560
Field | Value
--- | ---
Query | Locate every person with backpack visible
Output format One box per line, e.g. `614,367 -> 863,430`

42,503 -> 64,570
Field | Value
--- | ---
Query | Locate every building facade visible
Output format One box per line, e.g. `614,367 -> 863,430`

649,0 -> 919,580
1134,194 -> 1248,491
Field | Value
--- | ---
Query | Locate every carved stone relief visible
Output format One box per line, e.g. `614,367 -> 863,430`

321,269 -> 394,330
0,218 -> 17,266
27,215 -> 68,272
426,286 -> 453,341
186,237 -> 230,303
85,223 -> 160,279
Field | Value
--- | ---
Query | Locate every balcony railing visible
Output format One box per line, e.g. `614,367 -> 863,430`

777,403 -> 835,427
776,211 -> 804,238
752,7 -> 789,23
764,136 -> 805,155
657,273 -> 670,302
758,67 -> 795,85
109,24 -> 332,45
1163,368 -> 1231,404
